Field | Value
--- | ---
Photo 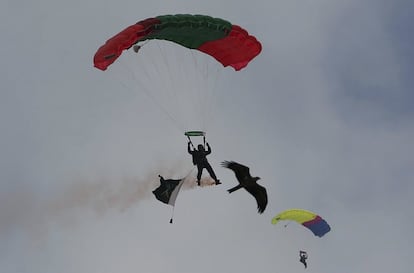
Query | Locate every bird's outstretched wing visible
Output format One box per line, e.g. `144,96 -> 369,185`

221,161 -> 251,181
222,160 -> 268,213
244,183 -> 268,213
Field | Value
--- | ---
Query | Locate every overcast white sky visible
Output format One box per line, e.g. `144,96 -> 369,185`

1,1 -> 413,273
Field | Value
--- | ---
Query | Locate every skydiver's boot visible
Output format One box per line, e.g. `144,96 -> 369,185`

215,179 -> 221,185
197,180 -> 201,186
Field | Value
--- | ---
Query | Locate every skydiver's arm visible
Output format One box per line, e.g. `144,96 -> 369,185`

188,142 -> 192,154
205,143 -> 211,155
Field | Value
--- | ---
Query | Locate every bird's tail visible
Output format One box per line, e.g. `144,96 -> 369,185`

227,185 -> 243,193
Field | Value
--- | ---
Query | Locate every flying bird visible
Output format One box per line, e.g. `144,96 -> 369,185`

221,161 -> 268,214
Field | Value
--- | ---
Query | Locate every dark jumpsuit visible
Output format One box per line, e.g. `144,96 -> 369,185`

188,143 -> 218,183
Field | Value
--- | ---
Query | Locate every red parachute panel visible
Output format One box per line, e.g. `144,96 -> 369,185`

94,18 -> 160,71
198,25 -> 262,71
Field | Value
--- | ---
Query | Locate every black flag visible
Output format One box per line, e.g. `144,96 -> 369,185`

152,176 -> 184,206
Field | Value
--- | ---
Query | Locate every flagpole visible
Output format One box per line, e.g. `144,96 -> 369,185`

169,167 -> 195,224
170,206 -> 175,224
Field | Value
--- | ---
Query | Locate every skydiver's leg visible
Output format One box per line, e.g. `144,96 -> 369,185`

205,163 -> 220,184
205,163 -> 217,180
196,165 -> 203,186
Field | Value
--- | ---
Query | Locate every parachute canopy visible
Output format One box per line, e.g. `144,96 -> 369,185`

271,209 -> 331,237
94,14 -> 262,71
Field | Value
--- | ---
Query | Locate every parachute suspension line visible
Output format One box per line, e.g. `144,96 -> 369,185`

197,53 -> 208,120
114,44 -> 186,133
187,135 -> 195,149
116,50 -> 187,133
201,52 -> 212,132
155,41 -> 177,101
202,64 -> 222,133
136,40 -> 150,49
154,41 -> 187,129
130,67 -> 185,132
189,49 -> 210,131
132,40 -> 150,53
188,49 -> 222,133
144,42 -> 177,111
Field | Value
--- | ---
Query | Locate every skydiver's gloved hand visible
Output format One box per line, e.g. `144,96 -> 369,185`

206,142 -> 210,148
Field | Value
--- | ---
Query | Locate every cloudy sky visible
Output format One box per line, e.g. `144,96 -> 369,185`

1,0 -> 413,273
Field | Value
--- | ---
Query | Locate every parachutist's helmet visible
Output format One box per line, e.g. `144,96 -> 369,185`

198,144 -> 204,151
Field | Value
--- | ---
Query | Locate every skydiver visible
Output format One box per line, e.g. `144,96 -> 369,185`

188,142 -> 221,186
299,250 -> 308,268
